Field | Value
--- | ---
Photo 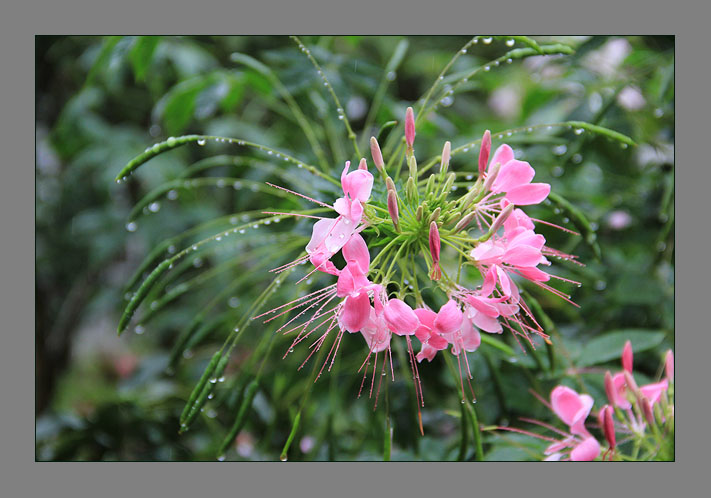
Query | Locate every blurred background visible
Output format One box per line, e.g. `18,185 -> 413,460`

36,35 -> 674,461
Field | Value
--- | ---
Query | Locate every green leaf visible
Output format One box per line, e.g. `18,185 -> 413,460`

130,36 -> 161,82
576,329 -> 666,367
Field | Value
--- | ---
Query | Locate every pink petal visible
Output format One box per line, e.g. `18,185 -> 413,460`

570,437 -> 600,461
306,218 -> 336,254
551,386 -> 591,428
340,292 -> 371,332
481,266 -> 497,296
428,333 -> 450,350
505,183 -> 550,205
383,299 -> 419,336
416,343 -> 437,363
489,144 -> 514,173
504,207 -> 535,233
504,245 -> 543,267
515,266 -> 550,282
413,308 -> 436,342
640,379 -> 669,405
467,296 -> 500,318
433,300 -> 464,335
343,170 -> 374,203
470,309 -> 502,333
323,217 -> 357,253
460,318 -> 481,352
611,372 -> 631,409
492,160 -> 535,193
342,233 -> 370,274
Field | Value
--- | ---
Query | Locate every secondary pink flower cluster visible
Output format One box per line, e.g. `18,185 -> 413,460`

501,342 -> 674,461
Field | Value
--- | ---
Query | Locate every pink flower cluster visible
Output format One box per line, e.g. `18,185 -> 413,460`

500,342 -> 673,461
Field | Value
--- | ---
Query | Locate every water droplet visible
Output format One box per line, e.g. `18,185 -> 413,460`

167,245 -> 176,254
506,58 -> 513,64
166,137 -> 177,146
553,145 -> 567,156
472,399 -> 477,404
167,189 -> 179,200
656,241 -> 667,252
562,217 -> 570,223
289,348 -> 295,353
217,455 -> 226,462
483,65 -> 490,72
197,138 -> 206,146
654,108 -> 664,118
134,325 -> 145,335
461,399 -> 466,404
482,37 -> 492,44
506,38 -> 515,47
440,96 -> 454,107
209,377 -> 218,384
217,179 -> 226,188
460,48 -> 467,54
125,222 -> 137,232
552,166 -> 564,177
493,60 -> 500,67
193,258 -> 203,268
465,174 -> 474,180
207,393 -> 214,400
620,143 -> 629,149
386,71 -> 396,81
572,153 -> 583,164
594,280 -> 607,291
218,376 -> 225,382
239,229 -> 246,234
574,128 -> 584,135
150,301 -> 158,310
280,455 -> 288,462
229,297 -> 240,308
473,38 -> 479,44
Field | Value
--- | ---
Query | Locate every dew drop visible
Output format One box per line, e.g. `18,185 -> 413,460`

552,166 -> 564,177
460,48 -> 467,54
239,229 -> 246,234
620,143 -> 629,149
229,297 -> 240,308
572,153 -> 583,164
207,393 -> 214,400
134,325 -> 145,335
193,258 -> 203,268
191,244 -> 198,251
216,236 -> 222,241
386,71 -> 397,81
217,179 -> 226,188
280,455 -> 288,462
656,241 -> 667,252
167,245 -> 176,254
594,280 -> 607,291
440,96 -> 454,107
209,377 -> 217,384
574,128 -> 584,136
217,455 -> 226,462
553,145 -> 567,156
493,60 -> 500,67
472,399 -> 477,404
166,136 -> 177,146
461,399 -> 466,404
289,348 -> 295,353
167,189 -> 179,200
654,108 -> 664,118
506,38 -> 515,47
125,222 -> 137,232
233,181 -> 242,190
482,37 -> 492,44
197,138 -> 206,146
506,58 -> 513,64
483,66 -> 490,72
150,301 -> 158,310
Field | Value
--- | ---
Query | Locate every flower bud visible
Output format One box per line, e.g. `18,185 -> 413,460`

599,405 -> 616,450
406,176 -> 417,203
622,340 -> 633,373
370,136 -> 385,172
440,141 -> 451,176
429,207 -> 441,224
429,221 -> 441,281
441,172 -> 456,196
604,371 -> 616,406
425,174 -> 436,196
415,205 -> 424,221
405,107 -> 415,149
385,177 -> 396,194
489,203 -> 514,235
408,155 -> 418,179
453,212 -> 476,234
482,161 -> 501,193
358,157 -> 368,170
641,397 -> 655,426
387,190 -> 400,233
664,350 -> 674,382
478,130 -> 491,176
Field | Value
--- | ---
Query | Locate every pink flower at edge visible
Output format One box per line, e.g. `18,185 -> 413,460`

484,144 -> 551,206
413,300 -> 463,362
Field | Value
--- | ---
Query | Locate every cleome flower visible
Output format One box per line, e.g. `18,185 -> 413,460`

255,107 -> 584,420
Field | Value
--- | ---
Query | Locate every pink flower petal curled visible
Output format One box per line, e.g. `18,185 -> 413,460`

342,233 -> 370,275
340,292 -> 371,332
489,144 -> 514,173
416,343 -> 438,363
360,308 -> 391,353
383,299 -> 419,336
550,386 -> 594,436
610,372 -> 632,409
640,379 -> 669,405
570,436 -> 600,461
433,300 -> 463,335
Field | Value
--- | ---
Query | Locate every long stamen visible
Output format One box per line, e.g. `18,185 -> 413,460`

265,182 -> 333,209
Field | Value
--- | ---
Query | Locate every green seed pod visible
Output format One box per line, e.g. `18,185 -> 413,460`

428,207 -> 441,224
408,155 -> 418,179
406,176 -> 418,204
416,205 -> 424,221
425,174 -> 437,196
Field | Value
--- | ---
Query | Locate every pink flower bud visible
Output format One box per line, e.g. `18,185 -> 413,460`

429,221 -> 441,281
482,161 -> 501,193
370,137 -> 384,172
622,340 -> 633,373
489,203 -> 514,235
440,141 -> 451,172
358,158 -> 368,170
641,397 -> 655,426
405,107 -> 415,149
599,405 -> 616,450
478,130 -> 491,176
665,350 -> 674,382
387,190 -> 400,232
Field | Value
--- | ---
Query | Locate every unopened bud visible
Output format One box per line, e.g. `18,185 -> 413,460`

429,207 -> 441,224
440,141 -> 451,176
479,130 -> 491,176
444,210 -> 462,226
599,405 -> 616,450
405,107 -> 415,149
408,155 -> 418,179
441,172 -> 456,196
665,350 -> 674,382
641,397 -> 655,426
489,203 -> 514,234
358,158 -> 368,170
460,187 -> 480,211
406,176 -> 417,203
385,177 -> 396,194
482,162 -> 501,193
623,370 -> 640,396
622,340 -> 633,373
370,136 -> 385,172
453,212 -> 476,234
416,205 -> 423,221
387,190 -> 400,232
425,174 -> 436,196
429,221 -> 441,281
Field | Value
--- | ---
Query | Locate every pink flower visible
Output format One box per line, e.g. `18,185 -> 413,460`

550,385 -> 594,437
333,161 -> 374,222
483,144 -> 550,205
414,300 -> 463,362
544,435 -> 601,462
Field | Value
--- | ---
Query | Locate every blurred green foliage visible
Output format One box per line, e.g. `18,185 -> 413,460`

36,35 -> 673,461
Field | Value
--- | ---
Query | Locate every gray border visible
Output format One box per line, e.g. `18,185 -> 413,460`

3,0 -> 707,496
